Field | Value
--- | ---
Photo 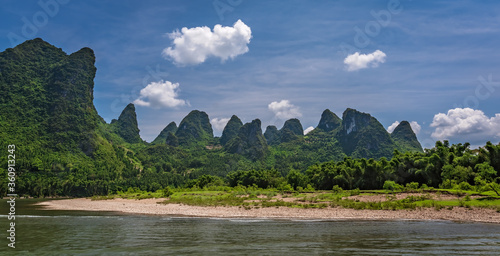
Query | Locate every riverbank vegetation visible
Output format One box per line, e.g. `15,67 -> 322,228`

3,140 -> 500,200
90,184 -> 500,212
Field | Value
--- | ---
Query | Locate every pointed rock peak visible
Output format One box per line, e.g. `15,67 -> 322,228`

229,115 -> 241,121
113,103 -> 142,144
220,115 -> 243,145
178,110 -> 213,134
237,119 -> 264,140
317,109 -> 341,132
152,121 -> 178,144
166,121 -> 178,129
17,38 -> 56,49
342,108 -> 372,135
119,103 -> 137,120
281,118 -> 304,136
391,121 -> 423,152
392,121 -> 413,134
5,38 -> 67,64
226,119 -> 268,160
175,110 -> 213,145
264,125 -> 280,145
242,119 -> 262,132
265,125 -> 278,133
252,119 -> 262,129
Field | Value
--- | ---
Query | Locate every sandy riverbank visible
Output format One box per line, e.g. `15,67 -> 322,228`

37,198 -> 500,223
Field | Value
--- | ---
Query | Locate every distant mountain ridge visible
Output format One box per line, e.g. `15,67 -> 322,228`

148,106 -> 423,159
0,38 -> 424,197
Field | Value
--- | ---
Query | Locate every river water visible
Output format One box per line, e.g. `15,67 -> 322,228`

0,199 -> 499,255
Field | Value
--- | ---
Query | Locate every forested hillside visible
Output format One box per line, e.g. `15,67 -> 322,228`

1,39 -> 498,197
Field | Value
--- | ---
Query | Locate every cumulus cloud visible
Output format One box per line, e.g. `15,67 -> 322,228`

344,50 -> 386,71
268,100 -> 302,120
133,80 -> 188,108
387,121 -> 421,135
162,19 -> 252,66
409,121 -> 422,135
430,108 -> 500,143
211,118 -> 230,132
387,121 -> 400,133
304,126 -> 314,135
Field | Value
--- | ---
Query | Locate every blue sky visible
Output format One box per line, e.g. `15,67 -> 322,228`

1,0 -> 500,148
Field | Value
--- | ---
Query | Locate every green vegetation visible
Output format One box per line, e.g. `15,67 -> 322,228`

110,103 -> 142,144
152,122 -> 177,145
220,115 -> 242,146
226,119 -> 268,160
1,38 -> 499,206
145,186 -> 500,211
175,110 -> 213,147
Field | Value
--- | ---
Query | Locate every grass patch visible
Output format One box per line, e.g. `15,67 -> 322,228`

96,187 -> 500,212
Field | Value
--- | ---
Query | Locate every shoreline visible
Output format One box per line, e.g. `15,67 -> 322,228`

37,198 -> 500,224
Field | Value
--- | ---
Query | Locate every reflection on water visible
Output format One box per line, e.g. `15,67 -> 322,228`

1,199 -> 499,255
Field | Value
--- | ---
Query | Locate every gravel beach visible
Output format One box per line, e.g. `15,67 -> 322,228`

38,198 -> 500,223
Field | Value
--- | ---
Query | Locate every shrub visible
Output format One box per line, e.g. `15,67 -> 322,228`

332,185 -> 343,194
405,182 -> 419,191
457,181 -> 474,191
162,187 -> 173,198
383,181 -> 402,191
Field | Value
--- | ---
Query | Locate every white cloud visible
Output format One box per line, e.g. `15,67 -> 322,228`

211,118 -> 230,132
344,50 -> 386,71
268,100 -> 302,120
133,80 -> 188,108
387,120 -> 421,135
409,121 -> 421,135
304,126 -> 314,135
430,108 -> 500,143
163,19 -> 252,66
387,121 -> 400,133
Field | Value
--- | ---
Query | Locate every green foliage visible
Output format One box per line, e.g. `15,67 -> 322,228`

279,118 -> 304,143
1,39 -> 499,199
316,109 -> 342,132
264,125 -> 280,145
226,169 -> 284,189
110,103 -> 142,144
338,108 -> 400,159
226,119 -> 268,160
152,122 -> 177,144
186,175 -> 225,188
390,121 -> 423,153
175,110 -> 213,146
332,185 -> 343,194
286,169 -> 310,190
162,187 -> 173,198
383,181 -> 402,191
220,115 -> 243,146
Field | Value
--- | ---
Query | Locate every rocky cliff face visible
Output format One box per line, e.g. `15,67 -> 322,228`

227,119 -> 268,160
0,39 -> 130,190
111,103 -> 142,144
391,121 -> 423,152
175,110 -> 213,146
220,115 -> 243,146
338,108 -> 396,159
341,108 -> 371,135
152,122 -> 178,144
279,118 -> 304,143
264,125 -> 280,145
0,38 -> 101,154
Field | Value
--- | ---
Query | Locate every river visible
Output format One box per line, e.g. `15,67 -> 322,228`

1,199 -> 499,255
